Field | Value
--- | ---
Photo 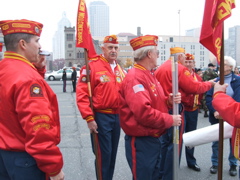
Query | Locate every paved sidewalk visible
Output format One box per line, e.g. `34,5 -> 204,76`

48,81 -> 238,180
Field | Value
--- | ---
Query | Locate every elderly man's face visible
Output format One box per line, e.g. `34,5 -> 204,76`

178,53 -> 186,66
101,43 -> 119,63
150,48 -> 159,68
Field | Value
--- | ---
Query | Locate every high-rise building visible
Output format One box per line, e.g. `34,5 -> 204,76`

185,27 -> 201,37
89,1 -> 109,37
225,25 -> 240,65
52,12 -> 71,60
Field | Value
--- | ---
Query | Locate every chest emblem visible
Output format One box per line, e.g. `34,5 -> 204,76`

184,70 -> 191,76
116,77 -> 121,83
100,75 -> 110,82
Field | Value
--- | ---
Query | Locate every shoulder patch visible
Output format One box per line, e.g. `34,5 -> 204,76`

81,76 -> 87,83
30,84 -> 43,97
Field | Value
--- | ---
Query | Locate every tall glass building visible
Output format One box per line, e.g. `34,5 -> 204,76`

52,12 -> 71,60
225,25 -> 240,65
89,1 -> 109,37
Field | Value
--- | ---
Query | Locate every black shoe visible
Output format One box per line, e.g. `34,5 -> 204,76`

188,164 -> 201,172
204,111 -> 209,117
210,165 -> 218,174
229,165 -> 237,176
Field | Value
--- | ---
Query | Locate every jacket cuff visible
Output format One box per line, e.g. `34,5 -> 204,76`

213,91 -> 224,98
48,169 -> 61,177
86,115 -> 94,123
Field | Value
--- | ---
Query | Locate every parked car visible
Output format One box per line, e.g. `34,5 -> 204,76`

45,69 -> 71,81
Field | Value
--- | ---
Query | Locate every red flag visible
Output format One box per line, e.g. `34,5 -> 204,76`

200,0 -> 235,64
76,0 -> 97,58
0,43 -> 2,52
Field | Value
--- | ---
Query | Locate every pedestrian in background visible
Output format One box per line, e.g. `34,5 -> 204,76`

71,67 -> 77,92
62,68 -> 67,92
234,66 -> 240,76
196,68 -> 203,78
202,63 -> 219,117
0,19 -> 64,180
76,35 -> 125,180
119,35 -> 182,180
206,56 -> 238,176
154,47 -> 215,180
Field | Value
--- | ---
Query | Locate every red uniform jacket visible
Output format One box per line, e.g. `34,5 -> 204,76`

76,55 -> 125,122
212,93 -> 240,160
154,60 -> 212,102
212,93 -> 240,128
0,52 -> 63,176
119,64 -> 173,137
184,71 -> 204,111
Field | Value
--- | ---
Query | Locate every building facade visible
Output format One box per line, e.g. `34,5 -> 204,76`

89,1 -> 109,37
64,27 -> 102,68
157,35 -> 210,68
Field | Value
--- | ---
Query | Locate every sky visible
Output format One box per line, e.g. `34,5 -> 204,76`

0,0 -> 239,51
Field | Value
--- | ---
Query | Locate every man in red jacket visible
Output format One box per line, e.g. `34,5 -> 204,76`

76,35 -> 125,180
154,47 -> 215,180
119,35 -> 182,180
182,53 -> 203,172
0,19 -> 64,180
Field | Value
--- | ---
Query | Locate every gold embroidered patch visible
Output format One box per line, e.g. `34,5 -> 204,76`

184,70 -> 190,76
31,115 -> 50,123
100,75 -> 110,82
33,123 -> 50,131
96,71 -> 108,75
150,83 -> 158,96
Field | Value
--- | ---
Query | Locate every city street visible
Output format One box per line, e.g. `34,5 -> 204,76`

49,81 -> 238,180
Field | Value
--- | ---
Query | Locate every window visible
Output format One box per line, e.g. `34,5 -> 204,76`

66,34 -> 73,41
77,52 -> 84,58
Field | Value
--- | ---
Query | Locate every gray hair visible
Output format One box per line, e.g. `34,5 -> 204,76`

224,56 -> 236,71
4,33 -> 35,51
170,52 -> 184,61
133,46 -> 155,61
101,43 -> 119,48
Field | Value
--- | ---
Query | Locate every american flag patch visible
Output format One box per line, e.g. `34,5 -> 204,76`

133,84 -> 144,93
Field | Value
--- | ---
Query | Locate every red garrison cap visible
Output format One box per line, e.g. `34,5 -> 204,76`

0,19 -> 43,36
